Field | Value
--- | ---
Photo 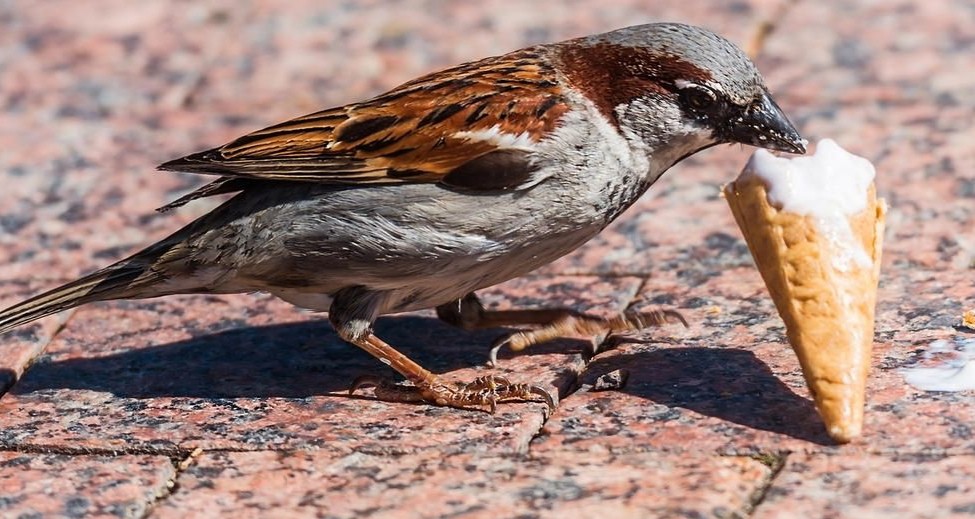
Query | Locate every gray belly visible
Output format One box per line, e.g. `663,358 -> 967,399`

187,171 -> 648,314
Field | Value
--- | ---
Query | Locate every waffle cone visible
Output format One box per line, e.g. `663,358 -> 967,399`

724,175 -> 885,443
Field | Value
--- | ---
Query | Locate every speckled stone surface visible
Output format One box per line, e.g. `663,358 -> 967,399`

0,275 -> 639,453
1,0 -> 973,516
0,281 -> 64,393
533,267 -> 975,455
0,451 -> 175,518
532,0 -> 975,468
754,454 -> 975,519
155,449 -> 770,518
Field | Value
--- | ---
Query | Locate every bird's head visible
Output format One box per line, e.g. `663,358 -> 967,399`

558,22 -> 805,174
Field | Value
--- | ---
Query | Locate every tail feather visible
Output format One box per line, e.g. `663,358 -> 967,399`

0,264 -> 165,335
0,201 -> 238,337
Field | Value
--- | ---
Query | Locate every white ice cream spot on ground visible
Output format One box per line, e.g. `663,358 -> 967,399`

742,138 -> 876,271
901,337 -> 975,392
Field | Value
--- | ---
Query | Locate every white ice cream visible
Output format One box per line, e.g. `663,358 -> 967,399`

741,138 -> 876,271
902,338 -> 975,392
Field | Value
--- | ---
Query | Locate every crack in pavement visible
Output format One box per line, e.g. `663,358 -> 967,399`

140,447 -> 204,519
742,452 -> 789,517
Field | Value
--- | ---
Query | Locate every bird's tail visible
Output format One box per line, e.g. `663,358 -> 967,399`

0,247 -> 174,336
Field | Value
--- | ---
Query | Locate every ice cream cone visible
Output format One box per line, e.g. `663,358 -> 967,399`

724,160 -> 885,443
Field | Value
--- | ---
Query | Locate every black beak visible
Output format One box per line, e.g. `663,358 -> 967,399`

727,92 -> 806,154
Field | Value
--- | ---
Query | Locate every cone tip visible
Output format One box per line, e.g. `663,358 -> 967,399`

826,421 -> 862,444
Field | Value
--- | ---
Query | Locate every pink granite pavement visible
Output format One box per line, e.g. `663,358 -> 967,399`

1,0 -> 974,517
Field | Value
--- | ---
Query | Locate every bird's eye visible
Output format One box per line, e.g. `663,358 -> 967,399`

679,86 -> 717,113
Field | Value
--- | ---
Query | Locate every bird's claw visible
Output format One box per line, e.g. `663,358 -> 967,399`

350,374 -> 556,414
488,333 -> 525,367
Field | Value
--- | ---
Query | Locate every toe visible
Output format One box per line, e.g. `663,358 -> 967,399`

349,375 -> 428,403
349,373 -> 555,413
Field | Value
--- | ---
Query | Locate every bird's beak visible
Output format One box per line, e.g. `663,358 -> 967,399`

727,92 -> 806,154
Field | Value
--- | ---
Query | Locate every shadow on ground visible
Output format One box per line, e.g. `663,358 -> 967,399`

9,317 -> 828,443
582,347 -> 833,445
10,316 -> 586,399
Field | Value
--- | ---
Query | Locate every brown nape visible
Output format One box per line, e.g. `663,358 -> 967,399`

556,42 -> 713,126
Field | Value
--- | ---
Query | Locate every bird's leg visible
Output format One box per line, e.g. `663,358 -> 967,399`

489,309 -> 688,364
436,292 -> 586,330
331,288 -> 554,412
344,333 -> 554,412
436,293 -> 687,365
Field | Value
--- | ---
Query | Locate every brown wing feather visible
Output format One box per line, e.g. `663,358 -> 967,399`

156,177 -> 258,212
158,48 -> 569,190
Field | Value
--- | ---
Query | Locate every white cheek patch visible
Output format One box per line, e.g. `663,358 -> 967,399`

454,124 -> 536,149
613,96 -> 716,177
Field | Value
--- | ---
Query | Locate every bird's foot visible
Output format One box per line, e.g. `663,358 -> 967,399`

350,374 -> 556,413
489,309 -> 687,365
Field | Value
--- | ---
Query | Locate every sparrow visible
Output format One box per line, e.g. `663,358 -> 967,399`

0,23 -> 804,412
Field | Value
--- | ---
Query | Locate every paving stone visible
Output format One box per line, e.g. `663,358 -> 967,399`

0,0 -> 786,431
535,0 -> 975,456
0,0 -> 786,286
0,281 -> 72,396
0,451 -> 175,519
754,454 -> 975,519
155,449 -> 770,518
535,265 -> 975,455
0,276 -> 639,454
3,0 -> 973,517
757,0 -> 975,271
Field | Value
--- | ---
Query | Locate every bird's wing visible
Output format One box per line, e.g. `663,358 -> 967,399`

158,48 -> 569,209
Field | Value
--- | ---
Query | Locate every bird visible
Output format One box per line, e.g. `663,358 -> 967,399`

0,22 -> 805,412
